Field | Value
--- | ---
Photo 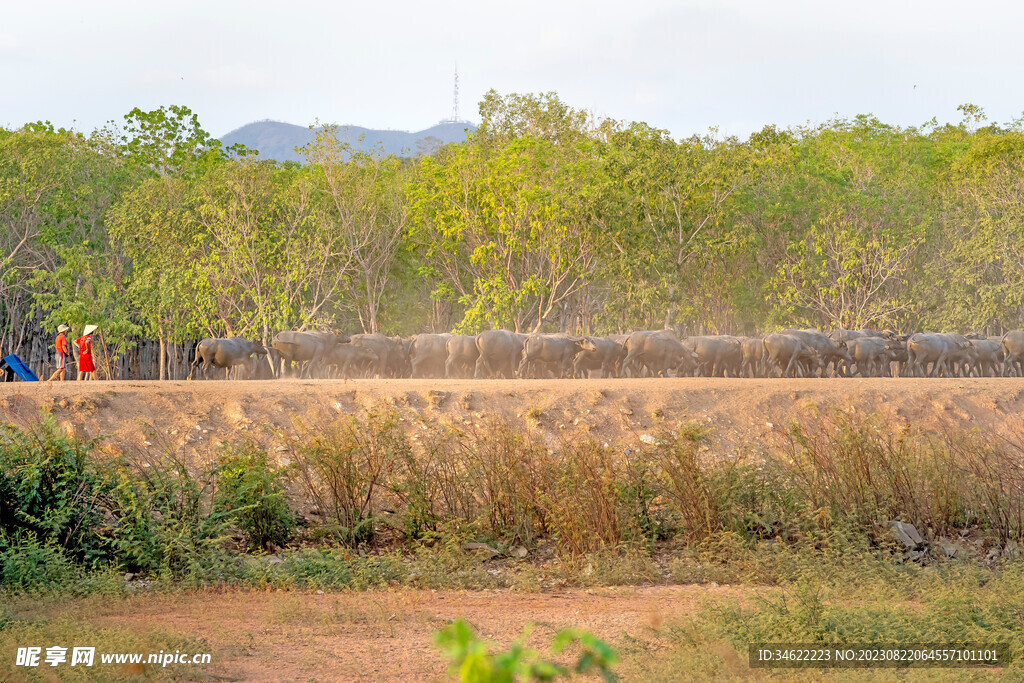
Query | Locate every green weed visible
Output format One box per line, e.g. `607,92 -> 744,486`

214,443 -> 294,551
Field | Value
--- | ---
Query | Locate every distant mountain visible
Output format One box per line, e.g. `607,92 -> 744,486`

219,120 -> 476,162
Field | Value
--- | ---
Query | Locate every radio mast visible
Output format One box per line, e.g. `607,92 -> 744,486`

452,65 -> 460,121
442,66 -> 462,124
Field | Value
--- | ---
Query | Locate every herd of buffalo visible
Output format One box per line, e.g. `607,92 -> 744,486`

187,328 -> 1024,380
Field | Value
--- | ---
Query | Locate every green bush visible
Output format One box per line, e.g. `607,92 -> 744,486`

0,417 -> 111,565
107,454 -> 233,578
0,537 -> 81,591
215,444 -> 295,551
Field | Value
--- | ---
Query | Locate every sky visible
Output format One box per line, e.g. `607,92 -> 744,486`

3,0 -> 1023,140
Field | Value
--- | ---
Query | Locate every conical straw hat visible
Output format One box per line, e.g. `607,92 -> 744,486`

83,324 -> 98,336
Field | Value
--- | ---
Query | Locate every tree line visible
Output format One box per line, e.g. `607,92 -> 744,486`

2,95 -> 1023,379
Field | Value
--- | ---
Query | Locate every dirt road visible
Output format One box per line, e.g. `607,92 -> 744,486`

1,377 -> 1021,459
8,585 -> 755,681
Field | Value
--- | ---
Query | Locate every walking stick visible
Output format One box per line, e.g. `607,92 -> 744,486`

98,330 -> 114,380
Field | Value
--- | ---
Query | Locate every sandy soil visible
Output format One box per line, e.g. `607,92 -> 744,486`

1,377 -> 1022,462
18,585 -> 755,681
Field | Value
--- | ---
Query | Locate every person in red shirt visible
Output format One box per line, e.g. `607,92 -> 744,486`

47,324 -> 72,381
76,324 -> 98,381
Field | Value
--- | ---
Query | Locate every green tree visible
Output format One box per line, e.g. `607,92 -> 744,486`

1,122 -> 135,365
108,174 -> 211,378
300,125 -> 409,333
928,129 -> 1024,330
121,105 -> 244,177
412,91 -> 607,333
771,214 -> 922,329
600,122 -> 754,332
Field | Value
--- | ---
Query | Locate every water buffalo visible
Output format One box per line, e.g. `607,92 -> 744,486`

739,337 -> 765,377
272,330 -> 350,378
474,330 -> 526,379
348,334 -> 407,378
845,337 -> 903,377
517,334 -> 590,378
829,328 -> 895,342
682,336 -> 743,377
573,336 -> 626,378
905,333 -> 974,377
763,333 -> 810,377
408,333 -> 451,378
829,329 -> 893,375
886,342 -> 909,377
445,335 -> 479,378
389,336 -> 414,378
621,330 -> 698,377
967,336 -> 1004,377
188,337 -> 268,380
1003,331 -> 1024,377
322,343 -> 380,378
782,329 -> 851,377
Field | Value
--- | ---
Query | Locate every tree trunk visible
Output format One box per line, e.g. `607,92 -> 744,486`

158,329 -> 166,381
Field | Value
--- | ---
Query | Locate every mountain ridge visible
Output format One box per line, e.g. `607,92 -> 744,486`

219,119 -> 476,161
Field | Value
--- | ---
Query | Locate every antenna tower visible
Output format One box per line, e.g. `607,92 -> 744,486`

451,65 -> 460,122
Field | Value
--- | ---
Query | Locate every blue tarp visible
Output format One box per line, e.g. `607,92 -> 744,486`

2,354 -> 39,381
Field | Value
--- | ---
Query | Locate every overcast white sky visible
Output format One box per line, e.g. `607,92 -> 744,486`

3,0 -> 1022,139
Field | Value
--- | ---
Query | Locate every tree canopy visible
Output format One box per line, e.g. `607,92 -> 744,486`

2,96 -> 1022,366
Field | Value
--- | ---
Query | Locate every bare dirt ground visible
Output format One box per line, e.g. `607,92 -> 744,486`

3,379 -> 1020,681
1,377 -> 1022,461
11,585 -> 757,681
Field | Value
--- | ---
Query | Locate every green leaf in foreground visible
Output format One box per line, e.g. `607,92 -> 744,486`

433,619 -> 617,682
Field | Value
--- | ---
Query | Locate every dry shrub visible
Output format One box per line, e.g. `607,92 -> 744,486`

954,436 -> 1024,545
293,402 -> 1024,557
293,407 -> 409,545
390,425 -> 481,539
779,413 -> 1024,543
466,420 -> 550,545
394,420 -> 638,556
533,440 -> 622,556
644,423 -> 722,540
394,419 -> 550,545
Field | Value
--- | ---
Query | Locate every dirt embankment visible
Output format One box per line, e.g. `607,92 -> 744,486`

1,377 -> 1022,460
